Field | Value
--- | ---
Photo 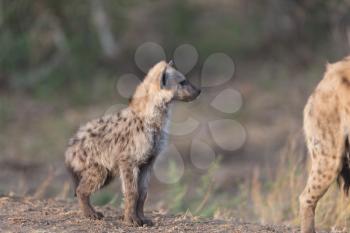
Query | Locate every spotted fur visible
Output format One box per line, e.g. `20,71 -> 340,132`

300,56 -> 350,233
65,61 -> 200,226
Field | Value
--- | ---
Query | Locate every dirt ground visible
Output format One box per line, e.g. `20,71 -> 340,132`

0,195 -> 325,233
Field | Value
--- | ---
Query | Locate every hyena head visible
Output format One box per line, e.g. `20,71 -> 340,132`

130,61 -> 201,113
161,61 -> 201,102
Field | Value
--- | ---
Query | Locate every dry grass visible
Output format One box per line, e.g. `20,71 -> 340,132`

249,132 -> 304,225
238,132 -> 350,232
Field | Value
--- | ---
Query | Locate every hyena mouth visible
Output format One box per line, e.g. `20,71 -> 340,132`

174,80 -> 201,102
186,88 -> 201,102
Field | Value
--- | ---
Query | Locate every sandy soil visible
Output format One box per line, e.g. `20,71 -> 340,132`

0,195 -> 315,233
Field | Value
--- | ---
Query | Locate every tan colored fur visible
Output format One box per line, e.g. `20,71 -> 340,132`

300,56 -> 350,233
65,61 -> 176,226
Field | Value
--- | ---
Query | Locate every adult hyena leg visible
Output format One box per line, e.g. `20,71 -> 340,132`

120,163 -> 142,226
76,165 -> 107,220
299,144 -> 343,233
136,163 -> 153,226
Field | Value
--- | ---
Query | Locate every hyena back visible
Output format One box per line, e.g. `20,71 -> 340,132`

65,61 -> 200,226
300,56 -> 350,233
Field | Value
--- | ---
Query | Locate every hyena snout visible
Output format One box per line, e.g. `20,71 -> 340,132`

162,63 -> 201,102
174,80 -> 201,102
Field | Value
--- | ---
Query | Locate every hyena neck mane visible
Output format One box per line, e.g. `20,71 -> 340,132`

129,61 -> 174,130
129,90 -> 172,129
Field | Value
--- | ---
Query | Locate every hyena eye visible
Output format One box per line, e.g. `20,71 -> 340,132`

179,80 -> 186,86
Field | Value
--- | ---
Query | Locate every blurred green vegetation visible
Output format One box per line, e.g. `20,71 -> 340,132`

1,0 -> 349,99
92,189 -> 120,206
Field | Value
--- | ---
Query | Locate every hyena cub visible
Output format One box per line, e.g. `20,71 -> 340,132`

65,61 -> 200,226
300,56 -> 350,233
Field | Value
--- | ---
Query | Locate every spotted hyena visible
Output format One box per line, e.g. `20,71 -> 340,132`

300,56 -> 350,233
65,61 -> 200,226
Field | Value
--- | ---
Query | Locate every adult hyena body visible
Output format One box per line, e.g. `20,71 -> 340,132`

300,57 -> 350,233
65,61 -> 200,226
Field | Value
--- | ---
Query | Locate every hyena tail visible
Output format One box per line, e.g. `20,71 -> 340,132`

338,137 -> 350,195
66,165 -> 80,197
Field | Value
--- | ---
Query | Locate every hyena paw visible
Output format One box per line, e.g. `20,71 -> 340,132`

124,214 -> 143,227
84,210 -> 104,220
141,217 -> 154,226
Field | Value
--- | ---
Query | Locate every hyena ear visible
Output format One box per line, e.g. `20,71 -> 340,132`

161,67 -> 168,89
161,65 -> 174,90
161,62 -> 179,89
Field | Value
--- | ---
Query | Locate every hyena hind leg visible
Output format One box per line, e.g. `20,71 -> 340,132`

339,139 -> 350,194
76,165 -> 108,220
66,165 -> 80,196
299,146 -> 343,233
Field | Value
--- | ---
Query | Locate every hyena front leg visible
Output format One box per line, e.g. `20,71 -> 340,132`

76,165 -> 107,220
299,141 -> 343,233
136,163 -> 153,226
120,163 -> 142,226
